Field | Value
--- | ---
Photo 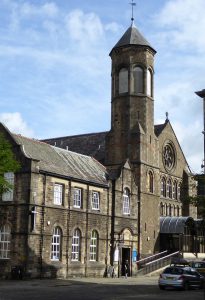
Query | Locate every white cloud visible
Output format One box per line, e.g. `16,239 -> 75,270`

20,2 -> 59,18
65,9 -> 104,44
155,0 -> 205,51
171,120 -> 203,173
105,22 -> 122,33
0,112 -> 34,137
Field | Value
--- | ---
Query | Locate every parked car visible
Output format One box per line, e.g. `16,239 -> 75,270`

158,266 -> 204,290
189,261 -> 205,277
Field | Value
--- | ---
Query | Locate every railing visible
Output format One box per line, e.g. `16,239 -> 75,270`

137,250 -> 168,267
136,251 -> 180,276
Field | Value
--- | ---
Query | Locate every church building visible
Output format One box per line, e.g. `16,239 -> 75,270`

0,16 -> 198,279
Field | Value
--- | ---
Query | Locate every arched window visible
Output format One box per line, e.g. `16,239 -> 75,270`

119,68 -> 128,94
160,202 -> 164,216
169,204 -> 172,216
176,206 -> 180,216
165,204 -> 169,216
178,183 -> 181,201
133,66 -> 143,93
123,188 -> 130,215
167,179 -> 172,199
148,171 -> 154,193
51,226 -> 62,261
161,177 -> 166,198
173,181 -> 177,200
2,172 -> 14,201
0,224 -> 11,259
71,228 -> 81,261
147,69 -> 152,97
89,230 -> 98,261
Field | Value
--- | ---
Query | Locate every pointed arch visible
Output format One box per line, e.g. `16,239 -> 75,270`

148,171 -> 154,193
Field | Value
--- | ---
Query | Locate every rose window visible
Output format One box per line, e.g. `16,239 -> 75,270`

163,143 -> 175,171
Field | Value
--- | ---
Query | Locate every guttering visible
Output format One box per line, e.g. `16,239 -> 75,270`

39,170 -> 109,189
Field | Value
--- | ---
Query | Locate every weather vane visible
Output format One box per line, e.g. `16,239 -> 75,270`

130,0 -> 136,23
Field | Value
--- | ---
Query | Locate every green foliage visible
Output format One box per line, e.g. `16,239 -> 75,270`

185,195 -> 205,220
0,133 -> 20,195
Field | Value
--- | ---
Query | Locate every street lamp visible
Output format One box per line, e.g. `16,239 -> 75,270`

195,89 -> 205,174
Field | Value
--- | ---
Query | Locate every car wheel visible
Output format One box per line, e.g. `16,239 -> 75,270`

183,282 -> 189,291
159,285 -> 165,290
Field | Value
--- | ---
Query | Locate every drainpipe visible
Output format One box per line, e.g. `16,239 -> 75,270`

40,174 -> 46,278
110,180 -> 116,267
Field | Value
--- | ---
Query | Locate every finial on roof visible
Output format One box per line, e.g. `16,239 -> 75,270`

165,112 -> 169,121
130,0 -> 136,25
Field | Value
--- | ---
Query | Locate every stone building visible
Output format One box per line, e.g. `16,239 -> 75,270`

0,21 -> 198,279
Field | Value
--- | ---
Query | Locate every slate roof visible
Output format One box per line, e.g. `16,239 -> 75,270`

110,23 -> 156,54
13,133 -> 108,187
42,132 -> 108,164
154,123 -> 166,137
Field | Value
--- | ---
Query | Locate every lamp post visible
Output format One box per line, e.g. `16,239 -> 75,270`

195,89 -> 205,174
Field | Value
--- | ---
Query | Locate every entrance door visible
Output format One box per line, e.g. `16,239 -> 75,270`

121,247 -> 131,276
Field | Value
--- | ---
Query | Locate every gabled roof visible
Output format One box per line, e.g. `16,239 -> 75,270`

42,131 -> 108,164
12,133 -> 108,187
110,23 -> 156,55
154,123 -> 166,137
155,119 -> 192,173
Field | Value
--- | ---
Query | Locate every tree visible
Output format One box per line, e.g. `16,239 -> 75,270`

184,174 -> 205,220
0,133 -> 20,195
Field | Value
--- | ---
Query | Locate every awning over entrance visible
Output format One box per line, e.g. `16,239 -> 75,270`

160,216 -> 194,234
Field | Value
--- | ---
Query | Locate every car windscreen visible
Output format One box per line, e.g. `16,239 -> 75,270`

163,267 -> 183,275
192,262 -> 205,268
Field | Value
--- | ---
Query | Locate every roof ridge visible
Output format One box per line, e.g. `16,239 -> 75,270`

42,131 -> 108,141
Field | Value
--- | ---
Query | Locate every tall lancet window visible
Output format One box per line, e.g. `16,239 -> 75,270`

133,66 -> 143,93
147,69 -> 152,97
119,68 -> 128,94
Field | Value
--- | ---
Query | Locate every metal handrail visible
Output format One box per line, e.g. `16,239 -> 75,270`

136,251 -> 180,276
145,251 -> 180,266
136,250 -> 168,265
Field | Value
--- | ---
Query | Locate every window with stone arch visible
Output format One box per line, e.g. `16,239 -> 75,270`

148,171 -> 154,193
119,68 -> 128,94
89,230 -> 98,261
133,66 -> 144,93
173,181 -> 178,200
178,183 -> 181,201
176,205 -> 180,216
167,179 -> 172,199
71,228 -> 81,261
51,226 -> 62,261
160,202 -> 164,216
147,68 -> 153,97
0,224 -> 11,259
161,177 -> 166,198
123,188 -> 130,215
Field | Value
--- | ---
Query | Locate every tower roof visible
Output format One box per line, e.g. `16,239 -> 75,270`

110,23 -> 156,55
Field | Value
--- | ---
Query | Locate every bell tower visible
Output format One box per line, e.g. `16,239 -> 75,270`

105,21 -> 157,168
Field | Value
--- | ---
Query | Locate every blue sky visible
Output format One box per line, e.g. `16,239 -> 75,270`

0,0 -> 204,173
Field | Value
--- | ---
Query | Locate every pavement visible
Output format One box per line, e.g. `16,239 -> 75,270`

0,275 -> 159,287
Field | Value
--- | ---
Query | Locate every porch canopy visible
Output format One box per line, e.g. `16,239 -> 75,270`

160,216 -> 194,234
